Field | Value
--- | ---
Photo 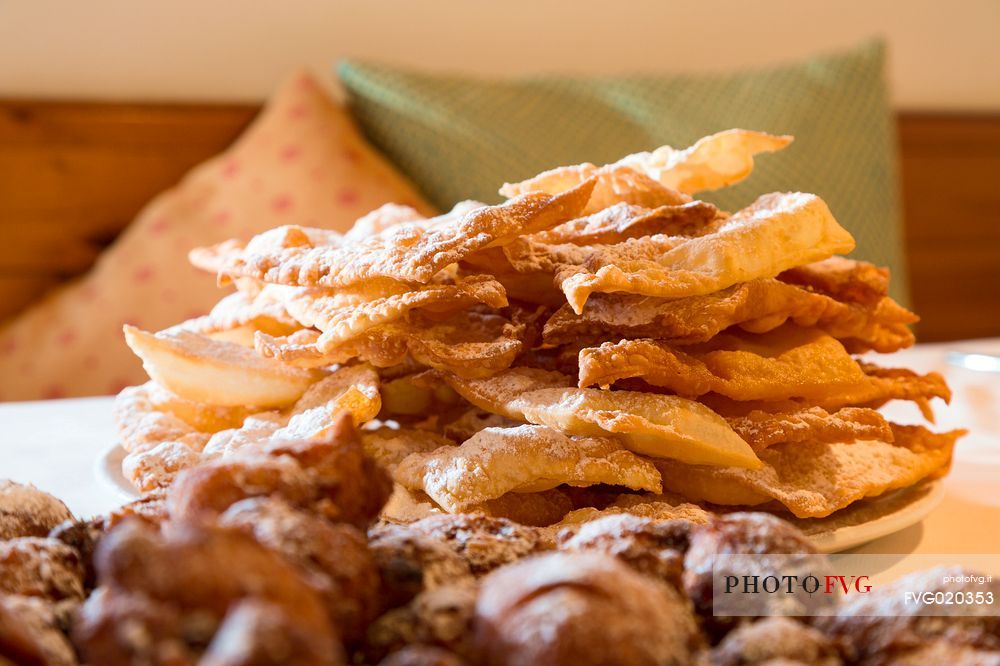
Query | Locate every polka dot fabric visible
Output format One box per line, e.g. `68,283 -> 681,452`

0,70 -> 434,401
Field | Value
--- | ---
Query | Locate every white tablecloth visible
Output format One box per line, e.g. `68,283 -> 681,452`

3,339 -> 1000,555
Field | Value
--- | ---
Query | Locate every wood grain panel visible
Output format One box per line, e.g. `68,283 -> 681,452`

0,101 -> 256,321
0,100 -> 997,342
899,114 -> 1000,342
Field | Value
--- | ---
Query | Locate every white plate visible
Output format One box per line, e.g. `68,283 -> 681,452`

94,442 -> 140,502
95,442 -> 944,553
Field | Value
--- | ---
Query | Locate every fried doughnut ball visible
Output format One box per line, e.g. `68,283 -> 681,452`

262,416 -> 392,528
75,518 -> 340,665
402,514 -> 542,575
169,415 -> 391,529
379,644 -> 466,666
366,579 -> 478,664
557,514 -> 691,589
219,496 -> 380,643
475,552 -> 701,666
0,594 -> 76,666
0,481 -> 73,540
683,512 -> 818,636
74,587 -> 195,665
0,537 -> 84,602
368,525 -> 474,608
814,566 -> 1000,665
712,617 -> 842,665
101,519 -> 331,631
105,491 -> 170,528
201,599 -> 346,666
49,518 -> 104,591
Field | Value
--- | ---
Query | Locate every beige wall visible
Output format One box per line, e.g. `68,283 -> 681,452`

0,0 -> 997,110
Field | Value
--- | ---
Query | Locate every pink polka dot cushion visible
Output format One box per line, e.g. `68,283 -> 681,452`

0,69 -> 434,401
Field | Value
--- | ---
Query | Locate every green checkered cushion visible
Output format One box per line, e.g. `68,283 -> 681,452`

338,41 -> 906,301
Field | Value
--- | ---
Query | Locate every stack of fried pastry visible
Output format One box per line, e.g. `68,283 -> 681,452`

117,128 -> 963,533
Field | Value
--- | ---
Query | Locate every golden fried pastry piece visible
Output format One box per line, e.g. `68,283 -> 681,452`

76,519 -> 341,664
394,425 -> 662,512
124,325 -> 324,408
218,182 -> 594,289
190,224 -> 345,282
557,514 -> 693,589
281,274 -> 507,351
814,566 -> 1000,664
557,191 -> 855,313
532,201 -> 720,245
438,368 -> 759,468
578,326 -> 948,409
367,525 -> 474,609
542,278 -> 917,353
0,537 -> 85,601
683,512 -> 822,637
504,164 -> 690,217
655,425 -> 962,518
74,587 -> 195,665
174,287 -> 301,345
343,202 -> 428,242
550,495 -> 713,541
394,514 -> 543,576
615,129 -> 793,194
362,428 -> 456,473
727,406 -> 893,451
0,594 -> 77,666
467,489 -> 574,527
365,579 -> 479,664
169,413 -> 392,528
475,552 -> 701,666
126,381 -> 256,434
711,617 -> 842,666
378,645 -> 467,666
219,497 -> 380,643
780,255 -> 889,306
501,129 -> 790,210
258,311 -> 524,379
202,598 -> 347,666
0,481 -> 73,540
118,365 -> 381,491
441,409 -> 521,442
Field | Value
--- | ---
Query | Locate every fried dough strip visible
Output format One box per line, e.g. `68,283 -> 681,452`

505,164 -> 690,216
653,425 -> 962,518
726,407 -> 893,452
170,288 -> 301,348
116,366 -> 381,491
361,427 -> 455,473
342,203 -> 427,242
543,278 -> 917,353
114,383 -> 214,455
502,234 -> 686,275
218,181 -> 594,288
558,192 -> 856,313
189,225 -> 344,276
501,130 -> 791,211
257,311 -> 524,378
780,256 -> 889,306
578,326 -> 949,411
280,274 -> 508,351
532,201 -> 720,245
437,368 -> 759,468
393,425 -> 662,512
